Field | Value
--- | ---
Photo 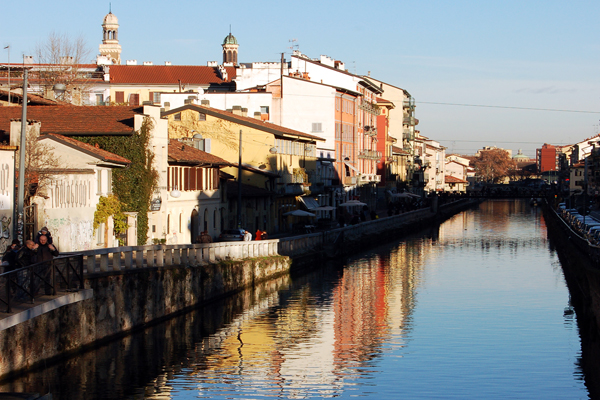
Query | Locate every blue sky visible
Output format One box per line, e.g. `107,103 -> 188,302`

3,0 -> 599,157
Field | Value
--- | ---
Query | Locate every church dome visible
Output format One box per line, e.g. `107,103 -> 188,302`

103,12 -> 119,26
223,33 -> 238,45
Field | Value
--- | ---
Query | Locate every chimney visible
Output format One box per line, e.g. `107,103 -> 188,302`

126,60 -> 138,65
253,112 -> 262,120
201,99 -> 210,106
163,102 -> 170,112
10,120 -> 41,147
143,61 -> 153,66
241,108 -> 248,117
165,61 -> 172,66
232,105 -> 242,116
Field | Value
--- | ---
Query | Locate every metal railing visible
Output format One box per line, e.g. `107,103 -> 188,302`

0,254 -> 84,313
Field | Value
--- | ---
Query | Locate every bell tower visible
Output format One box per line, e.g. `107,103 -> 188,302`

222,31 -> 238,65
99,10 -> 122,65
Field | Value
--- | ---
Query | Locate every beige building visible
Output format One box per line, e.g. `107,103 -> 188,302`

163,104 -> 323,233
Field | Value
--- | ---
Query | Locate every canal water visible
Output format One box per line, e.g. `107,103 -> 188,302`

0,199 -> 593,399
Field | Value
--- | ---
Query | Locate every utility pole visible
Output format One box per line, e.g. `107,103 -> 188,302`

16,68 -> 28,243
237,129 -> 243,228
4,46 -> 10,104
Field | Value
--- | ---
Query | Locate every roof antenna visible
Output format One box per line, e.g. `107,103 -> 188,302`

229,24 -> 232,35
109,2 -> 111,13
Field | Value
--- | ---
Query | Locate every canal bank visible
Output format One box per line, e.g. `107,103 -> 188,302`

1,199 -> 588,399
0,199 -> 477,381
543,204 -> 600,399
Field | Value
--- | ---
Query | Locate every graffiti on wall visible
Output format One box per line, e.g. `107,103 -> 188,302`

0,215 -> 11,254
46,217 -> 94,251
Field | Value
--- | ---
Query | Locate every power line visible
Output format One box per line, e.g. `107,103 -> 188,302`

439,139 -> 570,144
419,101 -> 600,114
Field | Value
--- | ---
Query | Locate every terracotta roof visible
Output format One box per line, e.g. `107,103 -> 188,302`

391,145 -> 409,155
0,90 -> 61,106
445,175 -> 468,184
39,133 -> 130,165
108,65 -> 237,84
0,106 -> 140,137
164,104 -> 324,142
168,139 -> 232,166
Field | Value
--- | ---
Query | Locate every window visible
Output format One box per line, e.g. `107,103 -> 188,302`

115,91 -> 124,103
174,113 -> 181,121
96,94 -> 104,105
312,123 -> 322,133
260,106 -> 269,114
107,170 -> 113,194
198,112 -> 206,121
151,92 -> 161,104
129,93 -> 140,106
97,170 -> 103,194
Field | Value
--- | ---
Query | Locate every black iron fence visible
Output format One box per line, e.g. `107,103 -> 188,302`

0,254 -> 84,313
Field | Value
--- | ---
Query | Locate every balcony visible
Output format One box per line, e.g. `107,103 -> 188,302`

403,116 -> 419,126
344,176 -> 357,186
358,150 -> 382,160
359,100 -> 380,115
363,126 -> 378,137
278,183 -> 304,195
359,174 -> 381,183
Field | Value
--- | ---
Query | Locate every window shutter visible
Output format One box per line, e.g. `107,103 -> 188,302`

149,92 -> 154,103
129,93 -> 140,106
184,168 -> 190,191
115,91 -> 124,103
167,167 -> 171,189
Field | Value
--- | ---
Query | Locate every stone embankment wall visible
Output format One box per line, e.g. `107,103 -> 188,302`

279,199 -> 478,259
0,199 -> 477,379
0,256 -> 290,379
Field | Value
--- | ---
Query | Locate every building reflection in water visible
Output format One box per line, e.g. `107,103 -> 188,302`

0,200 -> 589,399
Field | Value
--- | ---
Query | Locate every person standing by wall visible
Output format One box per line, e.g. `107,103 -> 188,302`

36,235 -> 58,295
37,235 -> 58,262
2,239 -> 20,272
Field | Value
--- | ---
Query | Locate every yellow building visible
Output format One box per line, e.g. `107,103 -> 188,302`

163,104 -> 324,234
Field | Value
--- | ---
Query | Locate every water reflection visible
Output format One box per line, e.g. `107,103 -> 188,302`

0,200 -> 591,399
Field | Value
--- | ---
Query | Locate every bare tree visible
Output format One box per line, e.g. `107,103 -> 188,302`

33,32 -> 93,104
22,126 -> 62,205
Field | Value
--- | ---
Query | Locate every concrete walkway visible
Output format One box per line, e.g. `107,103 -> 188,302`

0,289 -> 93,331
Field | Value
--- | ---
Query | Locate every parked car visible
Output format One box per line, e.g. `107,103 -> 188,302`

218,228 -> 246,242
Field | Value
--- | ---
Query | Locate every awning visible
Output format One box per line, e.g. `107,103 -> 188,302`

298,196 -> 320,210
343,161 -> 360,174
